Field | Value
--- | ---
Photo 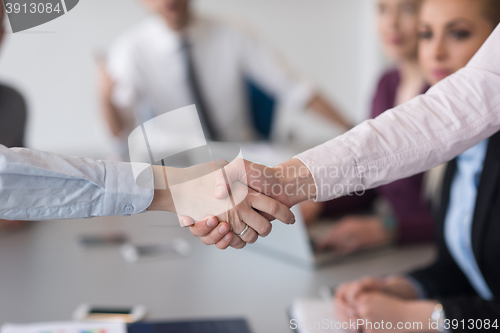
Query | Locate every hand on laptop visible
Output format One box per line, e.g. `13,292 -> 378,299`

316,215 -> 392,254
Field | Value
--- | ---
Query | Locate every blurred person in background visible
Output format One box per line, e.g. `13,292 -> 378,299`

334,0 -> 500,330
0,1 -> 29,233
301,0 -> 434,254
98,0 -> 352,158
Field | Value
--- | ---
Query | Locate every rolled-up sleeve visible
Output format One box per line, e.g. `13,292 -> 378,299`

0,145 -> 154,220
296,24 -> 500,202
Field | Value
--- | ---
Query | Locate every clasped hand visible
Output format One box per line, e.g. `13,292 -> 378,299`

333,276 -> 438,333
149,157 -> 315,249
151,159 -> 298,249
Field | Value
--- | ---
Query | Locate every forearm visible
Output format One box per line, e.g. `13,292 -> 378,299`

0,145 -> 154,220
147,165 -> 176,213
296,26 -> 500,202
382,276 -> 420,300
297,71 -> 500,201
274,158 -> 317,206
102,96 -> 126,137
308,94 -> 352,130
403,301 -> 440,333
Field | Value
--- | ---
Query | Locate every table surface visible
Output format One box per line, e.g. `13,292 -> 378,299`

0,212 -> 436,333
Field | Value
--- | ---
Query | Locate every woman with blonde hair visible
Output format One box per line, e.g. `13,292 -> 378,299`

334,0 -> 500,331
302,0 -> 434,253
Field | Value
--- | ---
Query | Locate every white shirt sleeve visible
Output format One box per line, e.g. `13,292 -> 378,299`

237,28 -> 314,110
108,36 -> 140,112
296,24 -> 500,202
0,145 -> 154,220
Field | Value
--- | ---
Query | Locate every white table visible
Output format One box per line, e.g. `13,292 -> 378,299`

0,212 -> 435,332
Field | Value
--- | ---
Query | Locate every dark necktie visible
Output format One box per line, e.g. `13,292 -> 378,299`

180,38 -> 219,141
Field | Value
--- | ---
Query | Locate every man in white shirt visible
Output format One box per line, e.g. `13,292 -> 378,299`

99,0 -> 351,151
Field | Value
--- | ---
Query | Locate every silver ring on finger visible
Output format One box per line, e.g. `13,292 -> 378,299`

238,224 -> 249,237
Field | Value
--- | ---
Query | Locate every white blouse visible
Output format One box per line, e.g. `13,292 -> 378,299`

296,24 -> 500,202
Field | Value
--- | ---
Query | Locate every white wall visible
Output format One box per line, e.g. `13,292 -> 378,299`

0,0 -> 386,158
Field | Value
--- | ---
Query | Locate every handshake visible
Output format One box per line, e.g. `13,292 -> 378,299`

148,157 -> 317,249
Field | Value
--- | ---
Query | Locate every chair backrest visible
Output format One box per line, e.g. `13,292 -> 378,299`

246,80 -> 276,140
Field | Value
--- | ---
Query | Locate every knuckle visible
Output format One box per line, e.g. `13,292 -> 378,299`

259,223 -> 272,237
201,237 -> 212,245
247,233 -> 259,244
360,306 -> 371,317
358,295 -> 370,307
268,201 -> 280,216
215,242 -> 227,250
234,241 -> 246,249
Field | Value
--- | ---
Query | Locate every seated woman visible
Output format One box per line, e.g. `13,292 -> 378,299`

334,0 -> 500,331
302,0 -> 434,254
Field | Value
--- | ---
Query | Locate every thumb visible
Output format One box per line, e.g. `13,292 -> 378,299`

214,158 -> 248,199
214,168 -> 230,199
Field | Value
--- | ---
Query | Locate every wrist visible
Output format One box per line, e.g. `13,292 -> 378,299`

274,158 -> 316,207
381,276 -> 418,299
147,166 -> 175,212
401,301 -> 439,332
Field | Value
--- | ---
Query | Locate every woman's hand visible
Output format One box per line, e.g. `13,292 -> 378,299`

219,183 -> 295,249
334,276 -> 386,332
334,276 -> 425,332
335,275 -> 418,306
182,183 -> 294,249
214,158 -> 317,208
188,217 -> 235,250
336,276 -> 386,308
317,215 -> 392,254
381,275 -> 420,300
148,160 -> 295,249
352,292 -> 431,333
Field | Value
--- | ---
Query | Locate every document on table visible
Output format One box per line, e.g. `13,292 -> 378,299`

289,298 -> 345,333
1,322 -> 126,333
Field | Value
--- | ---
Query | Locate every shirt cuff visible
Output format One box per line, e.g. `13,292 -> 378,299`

102,161 -> 154,217
294,138 -> 362,202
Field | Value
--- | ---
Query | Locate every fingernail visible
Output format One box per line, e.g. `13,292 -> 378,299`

207,217 -> 217,227
181,218 -> 194,227
224,233 -> 232,241
288,217 -> 296,225
219,224 -> 229,234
